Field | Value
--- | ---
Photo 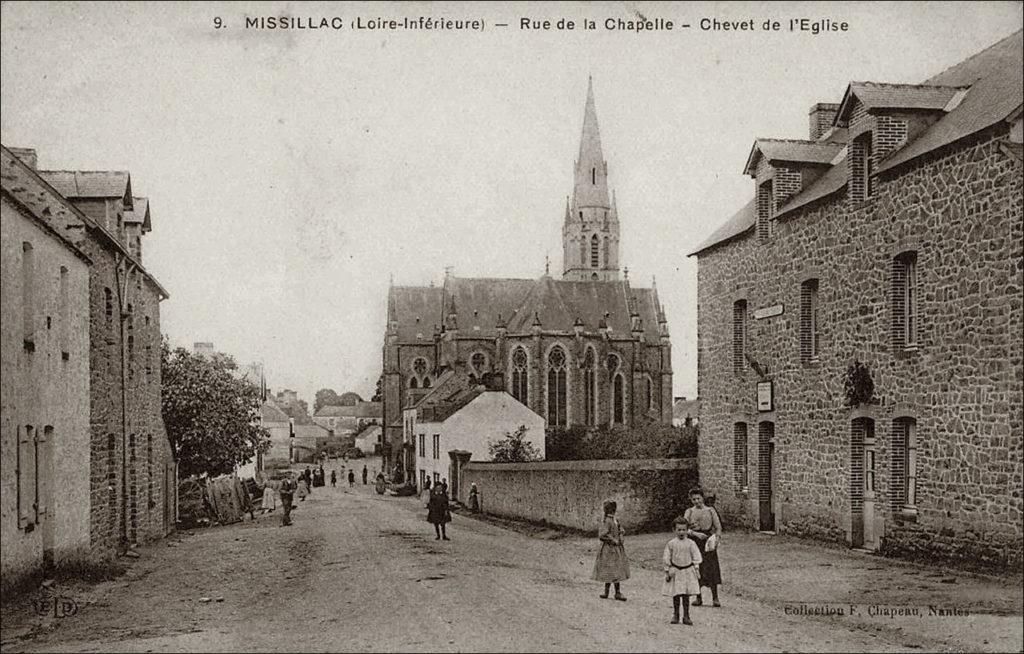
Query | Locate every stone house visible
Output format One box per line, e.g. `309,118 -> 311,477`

312,401 -> 382,435
383,80 -> 672,479
1,147 -> 92,583
260,399 -> 293,464
402,384 -> 546,498
689,31 -> 1022,567
3,148 -> 177,555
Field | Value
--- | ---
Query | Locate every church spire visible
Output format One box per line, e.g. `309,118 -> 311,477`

573,76 -> 610,209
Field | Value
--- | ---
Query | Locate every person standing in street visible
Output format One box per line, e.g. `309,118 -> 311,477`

362,465 -> 368,485
662,516 -> 702,625
684,488 -> 723,607
279,474 -> 297,526
261,481 -> 277,513
348,469 -> 355,487
593,500 -> 629,601
427,485 -> 451,540
330,470 -> 337,487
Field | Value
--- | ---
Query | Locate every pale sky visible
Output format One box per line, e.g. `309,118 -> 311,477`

2,1 -> 1021,406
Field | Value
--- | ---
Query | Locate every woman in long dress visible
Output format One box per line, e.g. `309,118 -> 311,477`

261,481 -> 277,512
427,485 -> 451,540
592,500 -> 629,601
684,488 -> 723,606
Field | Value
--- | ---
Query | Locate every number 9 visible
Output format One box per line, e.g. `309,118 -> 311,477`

213,17 -> 223,29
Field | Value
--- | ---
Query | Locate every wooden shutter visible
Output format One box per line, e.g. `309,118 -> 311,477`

18,426 -> 36,528
35,427 -> 50,521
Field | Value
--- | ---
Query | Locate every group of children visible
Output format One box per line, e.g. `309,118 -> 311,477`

591,487 -> 723,626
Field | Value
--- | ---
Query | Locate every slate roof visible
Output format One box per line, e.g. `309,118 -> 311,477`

415,387 -> 486,424
392,275 -> 663,341
314,402 -> 382,418
1,146 -> 92,263
688,199 -> 755,256
744,139 -> 844,176
124,196 -> 152,232
38,170 -> 132,204
293,424 -> 330,439
691,29 -> 1023,256
261,400 -> 290,423
836,82 -> 965,123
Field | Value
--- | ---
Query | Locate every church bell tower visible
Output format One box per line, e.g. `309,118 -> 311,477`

562,77 -> 620,282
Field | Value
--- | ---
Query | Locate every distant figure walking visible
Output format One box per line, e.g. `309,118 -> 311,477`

440,478 -> 449,497
297,474 -> 310,501
427,485 -> 451,540
348,469 -> 355,487
330,470 -> 337,487
593,500 -> 629,601
375,471 -> 386,495
304,468 -> 314,494
362,465 -> 368,485
468,483 -> 479,512
261,482 -> 277,513
279,475 -> 297,526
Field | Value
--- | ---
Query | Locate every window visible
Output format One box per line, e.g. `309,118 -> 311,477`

22,242 -> 34,349
145,345 -> 153,377
757,180 -> 773,242
892,252 -> 918,350
591,167 -> 596,185
409,377 -> 418,389
800,279 -> 820,363
733,423 -> 748,492
418,433 -> 426,459
603,237 -> 609,267
471,352 -> 487,377
432,434 -> 440,460
646,377 -> 656,411
511,347 -> 528,405
546,346 -> 568,429
733,300 -> 747,374
59,266 -> 69,359
422,377 -> 431,389
608,354 -> 624,425
580,236 -> 586,268
890,418 -> 918,513
17,426 -> 37,529
864,137 -> 874,198
105,287 -> 114,329
851,133 -> 874,202
582,348 -> 596,427
591,234 -> 600,268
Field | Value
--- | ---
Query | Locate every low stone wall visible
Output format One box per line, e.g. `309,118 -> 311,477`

460,458 -> 698,533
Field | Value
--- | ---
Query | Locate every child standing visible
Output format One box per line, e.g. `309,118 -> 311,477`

662,516 -> 702,625
592,500 -> 629,601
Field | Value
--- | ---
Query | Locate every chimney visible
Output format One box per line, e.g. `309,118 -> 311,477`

9,147 -> 38,170
808,103 -> 840,141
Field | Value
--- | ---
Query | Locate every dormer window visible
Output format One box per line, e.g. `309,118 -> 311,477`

756,180 -> 773,242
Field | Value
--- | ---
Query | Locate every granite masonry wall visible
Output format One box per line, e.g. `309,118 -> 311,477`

696,125 -> 1023,569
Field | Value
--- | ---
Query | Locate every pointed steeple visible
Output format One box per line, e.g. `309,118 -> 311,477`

573,76 -> 610,209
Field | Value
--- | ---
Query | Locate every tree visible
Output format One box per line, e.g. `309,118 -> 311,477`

488,425 -> 541,463
314,388 -> 342,413
280,400 -> 314,425
371,375 -> 383,403
161,339 -> 270,478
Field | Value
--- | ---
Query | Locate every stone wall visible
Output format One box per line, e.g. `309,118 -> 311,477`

696,125 -> 1023,569
460,458 -> 698,533
1,196 -> 91,584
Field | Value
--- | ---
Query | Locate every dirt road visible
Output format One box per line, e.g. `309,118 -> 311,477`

2,478 -> 1020,652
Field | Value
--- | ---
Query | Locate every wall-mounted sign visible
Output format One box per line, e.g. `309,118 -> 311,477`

754,304 -> 784,320
757,380 -> 774,412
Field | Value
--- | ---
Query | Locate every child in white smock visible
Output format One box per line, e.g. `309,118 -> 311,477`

662,515 -> 702,625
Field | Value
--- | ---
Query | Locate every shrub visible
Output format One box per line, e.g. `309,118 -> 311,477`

546,423 -> 698,461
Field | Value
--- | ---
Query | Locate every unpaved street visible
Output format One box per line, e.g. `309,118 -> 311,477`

2,477 -> 1021,653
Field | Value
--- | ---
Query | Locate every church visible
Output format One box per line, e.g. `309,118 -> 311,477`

382,80 -> 673,477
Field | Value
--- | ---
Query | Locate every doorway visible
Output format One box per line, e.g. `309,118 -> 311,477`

758,422 -> 775,531
850,417 -> 876,549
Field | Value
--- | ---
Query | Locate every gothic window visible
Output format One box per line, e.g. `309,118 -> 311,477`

590,234 -> 600,268
413,358 -> 427,376
422,376 -> 432,389
582,347 -> 596,427
546,346 -> 568,429
646,376 -> 655,411
471,352 -> 487,376
409,377 -> 418,389
612,374 -> 624,425
603,237 -> 609,267
580,237 -> 587,268
511,347 -> 528,405
592,167 -> 596,185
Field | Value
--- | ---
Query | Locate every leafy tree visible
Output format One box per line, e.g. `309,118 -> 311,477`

161,339 -> 270,478
280,400 -> 314,425
844,360 -> 875,407
371,375 -> 383,403
314,388 -> 342,413
546,423 -> 698,461
488,425 -> 541,462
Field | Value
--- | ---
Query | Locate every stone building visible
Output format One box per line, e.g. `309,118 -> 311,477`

382,80 -> 672,480
690,32 -> 1022,567
2,147 -> 176,555
1,147 -> 92,584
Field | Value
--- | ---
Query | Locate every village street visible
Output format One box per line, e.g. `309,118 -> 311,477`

2,471 -> 1021,654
